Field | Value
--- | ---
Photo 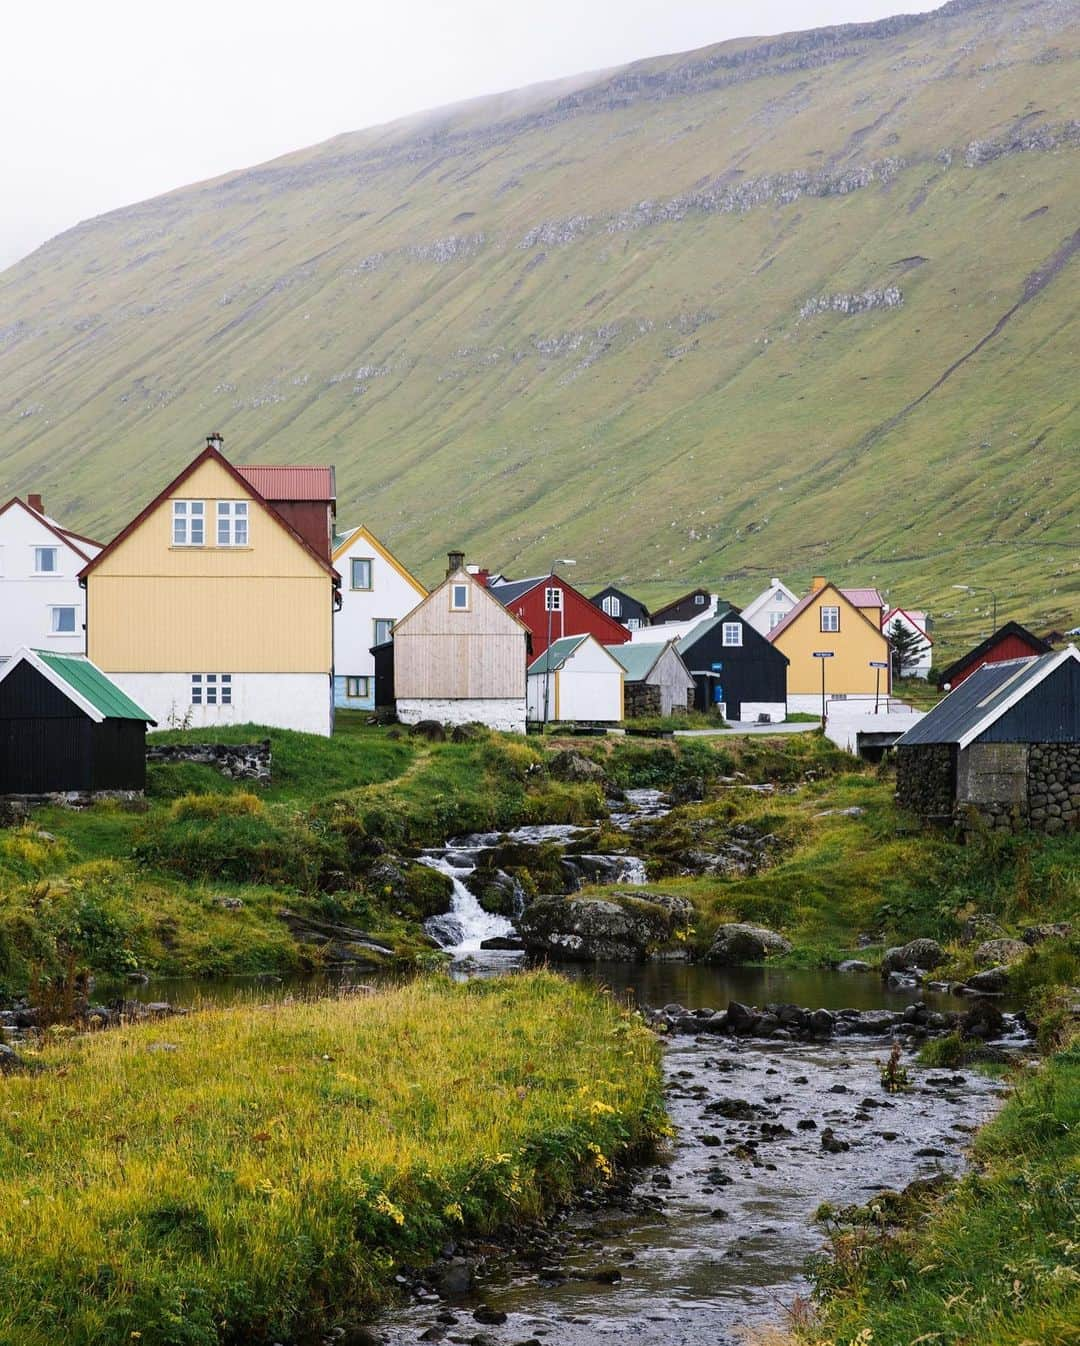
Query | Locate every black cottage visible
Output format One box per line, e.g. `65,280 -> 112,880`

0,649 -> 155,795
677,612 -> 789,721
589,585 -> 651,630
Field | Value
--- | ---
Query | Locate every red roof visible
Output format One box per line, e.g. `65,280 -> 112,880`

840,587 -> 885,609
237,466 -> 335,502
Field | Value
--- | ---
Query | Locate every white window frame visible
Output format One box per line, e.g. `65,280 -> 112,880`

545,586 -> 563,612
216,500 -> 249,547
173,500 -> 205,546
694,593 -> 706,606
721,622 -> 743,647
34,546 -> 59,574
820,606 -> 840,633
350,557 -> 373,590
345,675 -> 371,699
373,617 -> 395,644
627,618 -> 641,631
450,584 -> 470,612
768,610 -> 784,630
50,606 -> 77,635
602,595 -> 621,618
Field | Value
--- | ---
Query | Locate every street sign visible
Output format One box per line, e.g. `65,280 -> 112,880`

812,651 -> 835,658
711,662 -> 723,671
869,660 -> 888,669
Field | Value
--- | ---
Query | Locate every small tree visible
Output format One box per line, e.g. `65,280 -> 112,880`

887,617 -> 929,680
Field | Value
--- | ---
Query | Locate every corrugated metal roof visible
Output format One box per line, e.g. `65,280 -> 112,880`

237,465 -> 336,501
840,587 -> 885,609
607,642 -> 666,681
490,576 -> 546,606
34,651 -> 155,722
527,634 -> 587,675
895,650 -> 1065,747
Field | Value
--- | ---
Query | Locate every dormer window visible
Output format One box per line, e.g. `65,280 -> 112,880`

217,500 -> 249,546
173,501 -> 205,546
694,593 -> 706,606
602,595 -> 621,618
450,583 -> 470,611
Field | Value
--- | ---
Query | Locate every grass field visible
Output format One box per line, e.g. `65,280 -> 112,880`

0,973 -> 664,1346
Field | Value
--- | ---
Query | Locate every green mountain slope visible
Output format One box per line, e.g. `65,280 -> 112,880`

1,0 -> 1078,643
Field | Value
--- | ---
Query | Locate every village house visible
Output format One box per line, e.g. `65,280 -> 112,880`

488,571 -> 628,657
332,525 -> 426,710
678,611 -> 789,722
651,587 -> 732,626
936,621 -> 1051,690
391,554 -> 530,732
896,645 -> 1080,834
882,606 -> 934,679
0,495 -> 102,662
739,577 -> 799,638
589,585 -> 651,631
607,640 -> 695,718
0,647 -> 155,795
79,438 -> 340,736
526,634 -> 624,724
767,578 -> 890,712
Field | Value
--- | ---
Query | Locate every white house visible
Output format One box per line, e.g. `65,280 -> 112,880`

882,607 -> 934,679
527,634 -> 624,723
740,577 -> 799,637
0,495 -> 102,663
332,525 -> 426,710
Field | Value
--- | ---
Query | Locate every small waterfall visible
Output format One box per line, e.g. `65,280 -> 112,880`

419,854 -> 515,953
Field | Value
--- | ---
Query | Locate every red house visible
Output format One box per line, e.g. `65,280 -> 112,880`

487,572 -> 630,657
936,621 -> 1052,690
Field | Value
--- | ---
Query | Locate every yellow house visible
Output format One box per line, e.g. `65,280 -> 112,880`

768,578 -> 890,706
80,441 -> 339,735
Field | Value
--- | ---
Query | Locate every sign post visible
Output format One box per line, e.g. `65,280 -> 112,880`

812,651 -> 835,727
869,659 -> 889,714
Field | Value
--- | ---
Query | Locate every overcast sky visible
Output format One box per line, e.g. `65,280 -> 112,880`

1,0 -> 936,270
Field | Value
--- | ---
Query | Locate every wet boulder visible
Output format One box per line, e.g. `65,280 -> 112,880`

705,923 -> 792,966
548,750 -> 605,783
837,959 -> 871,973
961,998 -> 1005,1040
725,1001 -> 760,1035
973,938 -> 1027,969
966,966 -> 1010,994
880,938 -> 946,974
518,892 -> 691,962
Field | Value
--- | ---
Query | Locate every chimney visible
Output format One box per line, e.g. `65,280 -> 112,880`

206,432 -> 224,451
770,577 -> 780,588
811,576 -> 827,593
473,568 -> 491,588
27,493 -> 44,515
447,550 -> 465,577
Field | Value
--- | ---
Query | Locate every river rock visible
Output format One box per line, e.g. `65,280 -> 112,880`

548,750 -> 605,783
725,1001 -> 760,1034
973,938 -> 1027,969
965,966 -> 1010,994
518,892 -> 691,961
479,936 -> 526,951
837,959 -> 871,972
880,938 -> 945,974
1021,921 -> 1072,945
705,923 -> 793,966
959,912 -> 1007,944
427,1257 -> 475,1297
820,1128 -> 850,1153
961,998 -> 1005,1040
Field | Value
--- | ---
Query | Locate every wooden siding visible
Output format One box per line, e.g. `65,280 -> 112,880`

680,617 -> 787,717
771,584 -> 890,696
393,570 -> 527,700
979,661 -> 1080,744
87,456 -> 332,672
949,632 -> 1048,687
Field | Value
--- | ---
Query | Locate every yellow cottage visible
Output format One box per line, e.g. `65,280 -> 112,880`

80,441 -> 339,735
767,578 -> 891,710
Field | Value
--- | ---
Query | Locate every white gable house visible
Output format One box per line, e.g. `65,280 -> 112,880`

527,634 -> 624,724
740,577 -> 799,637
0,496 -> 102,663
332,525 -> 427,710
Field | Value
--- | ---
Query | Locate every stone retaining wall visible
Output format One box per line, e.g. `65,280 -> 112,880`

145,740 -> 272,783
895,743 -> 954,817
624,682 -> 661,717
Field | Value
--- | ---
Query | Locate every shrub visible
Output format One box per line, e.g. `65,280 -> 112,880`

169,792 -> 265,821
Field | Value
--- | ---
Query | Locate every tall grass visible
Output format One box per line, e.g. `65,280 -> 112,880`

0,973 -> 664,1346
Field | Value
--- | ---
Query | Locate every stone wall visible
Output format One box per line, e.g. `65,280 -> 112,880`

145,740 -> 272,784
895,743 -> 954,817
624,682 -> 661,717
1027,742 -> 1080,834
955,742 -> 1079,836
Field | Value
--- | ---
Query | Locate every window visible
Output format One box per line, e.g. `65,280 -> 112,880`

694,593 -> 706,606
545,587 -> 562,612
373,617 -> 394,645
34,547 -> 58,573
820,606 -> 840,633
191,674 -> 232,705
769,610 -> 784,630
722,622 -> 743,647
345,676 -> 371,699
217,500 -> 248,546
50,606 -> 77,634
350,557 -> 373,590
602,595 -> 621,618
627,618 -> 641,631
173,501 -> 205,546
450,584 -> 469,612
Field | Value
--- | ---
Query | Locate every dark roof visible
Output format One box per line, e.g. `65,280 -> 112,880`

896,646 -> 1078,748
651,588 -> 729,622
678,611 -> 790,665
936,621 -> 1052,686
590,585 -> 650,616
489,576 -> 546,605
0,649 -> 155,723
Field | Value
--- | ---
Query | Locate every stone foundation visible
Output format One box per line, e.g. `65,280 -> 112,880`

145,740 -> 272,783
624,683 -> 661,717
896,743 -> 954,818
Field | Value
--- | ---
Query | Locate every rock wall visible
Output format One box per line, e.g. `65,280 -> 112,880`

1025,742 -> 1080,834
624,682 -> 661,717
145,740 -> 272,783
895,744 -> 955,817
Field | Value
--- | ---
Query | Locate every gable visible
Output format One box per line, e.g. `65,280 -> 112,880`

0,498 -> 98,566
680,613 -> 788,665
394,569 -> 529,638
978,658 -> 1080,744
332,525 -> 427,596
0,660 -> 90,720
769,583 -> 887,645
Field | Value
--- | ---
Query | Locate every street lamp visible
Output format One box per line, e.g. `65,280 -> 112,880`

543,558 -> 576,725
952,584 -> 998,632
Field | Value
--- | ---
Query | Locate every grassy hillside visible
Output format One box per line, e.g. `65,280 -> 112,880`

1,0 -> 1078,651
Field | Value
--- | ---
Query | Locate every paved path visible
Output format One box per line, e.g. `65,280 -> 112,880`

673,721 -> 820,738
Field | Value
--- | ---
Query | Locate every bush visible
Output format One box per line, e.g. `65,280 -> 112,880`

169,792 -> 265,821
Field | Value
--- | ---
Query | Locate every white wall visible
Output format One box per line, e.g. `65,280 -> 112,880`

333,529 -> 426,679
0,505 -> 98,659
741,581 -> 798,638
883,610 -> 933,678
111,672 -> 333,736
823,708 -> 926,754
397,697 -> 526,734
528,637 -> 623,722
733,701 -> 788,723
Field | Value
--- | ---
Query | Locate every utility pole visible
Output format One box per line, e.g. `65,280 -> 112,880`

542,558 -> 575,725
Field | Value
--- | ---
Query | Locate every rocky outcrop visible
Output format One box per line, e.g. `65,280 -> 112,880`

547,750 -> 606,783
704,923 -> 792,966
973,938 -> 1027,969
146,740 -> 271,783
518,891 -> 692,962
799,287 -> 903,318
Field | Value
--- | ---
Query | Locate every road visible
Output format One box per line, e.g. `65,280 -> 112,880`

673,721 -> 821,738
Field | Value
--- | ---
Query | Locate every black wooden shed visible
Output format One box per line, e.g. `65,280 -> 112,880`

0,649 -> 155,794
677,611 -> 789,721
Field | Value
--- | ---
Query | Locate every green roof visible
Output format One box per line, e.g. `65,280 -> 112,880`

527,634 -> 588,676
676,612 -> 737,657
34,651 -> 155,722
607,642 -> 667,681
